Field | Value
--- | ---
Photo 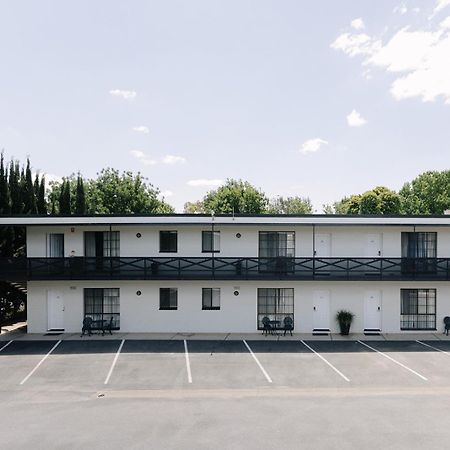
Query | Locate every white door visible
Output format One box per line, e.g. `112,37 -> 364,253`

47,290 -> 64,330
365,234 -> 382,257
364,290 -> 381,330
315,234 -> 331,257
313,290 -> 330,330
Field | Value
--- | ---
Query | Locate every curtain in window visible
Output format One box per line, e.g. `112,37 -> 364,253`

47,234 -> 64,258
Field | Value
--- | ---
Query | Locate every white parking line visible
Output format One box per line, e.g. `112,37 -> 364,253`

300,340 -> 350,383
0,340 -> 13,352
19,340 -> 62,385
357,340 -> 428,381
104,339 -> 125,385
184,340 -> 193,384
416,340 -> 450,356
243,340 -> 272,383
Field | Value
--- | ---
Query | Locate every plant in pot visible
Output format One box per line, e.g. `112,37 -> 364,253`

336,310 -> 355,336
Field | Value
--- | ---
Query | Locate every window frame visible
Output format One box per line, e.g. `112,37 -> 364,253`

84,287 -> 120,330
258,231 -> 296,258
257,288 -> 294,330
159,230 -> 178,253
159,288 -> 178,310
400,288 -> 436,331
202,230 -> 221,253
202,288 -> 221,310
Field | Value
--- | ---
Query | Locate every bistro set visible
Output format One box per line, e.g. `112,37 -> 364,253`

261,316 -> 294,336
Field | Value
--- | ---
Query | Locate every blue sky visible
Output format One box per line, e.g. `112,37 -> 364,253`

1,0 -> 449,212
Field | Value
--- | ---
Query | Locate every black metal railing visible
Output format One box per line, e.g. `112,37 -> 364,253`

2,256 -> 450,281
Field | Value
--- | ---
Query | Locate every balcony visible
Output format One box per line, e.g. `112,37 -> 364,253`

2,256 -> 450,281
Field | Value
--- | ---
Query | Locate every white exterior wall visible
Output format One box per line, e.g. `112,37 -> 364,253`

26,225 -> 450,258
27,280 -> 450,334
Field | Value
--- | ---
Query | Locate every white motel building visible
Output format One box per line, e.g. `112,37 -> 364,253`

1,214 -> 450,335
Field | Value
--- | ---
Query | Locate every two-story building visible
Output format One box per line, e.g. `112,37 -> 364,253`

1,214 -> 450,335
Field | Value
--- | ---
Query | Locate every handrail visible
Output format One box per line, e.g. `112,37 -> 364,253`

0,256 -> 447,281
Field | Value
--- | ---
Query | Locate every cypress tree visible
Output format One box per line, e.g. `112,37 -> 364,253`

0,152 -> 11,214
24,158 -> 37,214
9,161 -> 22,214
75,175 -> 86,215
59,179 -> 71,214
37,177 -> 47,215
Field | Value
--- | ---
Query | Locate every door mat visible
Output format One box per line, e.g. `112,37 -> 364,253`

312,332 -> 330,336
44,332 -> 63,336
364,332 -> 381,336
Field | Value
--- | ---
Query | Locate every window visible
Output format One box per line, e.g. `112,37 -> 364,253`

400,289 -> 436,330
259,232 -> 295,257
84,231 -> 120,257
84,288 -> 120,329
47,233 -> 64,258
257,288 -> 294,330
160,288 -> 178,310
202,288 -> 220,310
401,232 -> 437,273
401,232 -> 437,258
202,231 -> 220,253
160,231 -> 178,253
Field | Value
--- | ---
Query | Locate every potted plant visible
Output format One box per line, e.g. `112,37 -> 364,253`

336,310 -> 354,336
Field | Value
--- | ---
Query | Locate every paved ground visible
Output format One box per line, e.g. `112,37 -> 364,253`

2,337 -> 450,449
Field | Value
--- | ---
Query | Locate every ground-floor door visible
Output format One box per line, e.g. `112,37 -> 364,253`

364,290 -> 382,331
47,290 -> 64,331
313,290 -> 330,330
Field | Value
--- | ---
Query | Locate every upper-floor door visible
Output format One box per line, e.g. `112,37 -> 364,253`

46,233 -> 64,258
365,234 -> 382,257
314,234 -> 331,257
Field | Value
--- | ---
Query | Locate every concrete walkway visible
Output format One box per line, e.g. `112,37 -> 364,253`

1,328 -> 450,341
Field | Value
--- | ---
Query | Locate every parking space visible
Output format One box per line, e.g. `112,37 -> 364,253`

108,340 -> 187,389
3,338 -> 450,391
187,340 -> 270,388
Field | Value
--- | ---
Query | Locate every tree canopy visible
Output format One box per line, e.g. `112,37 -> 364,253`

399,171 -> 450,215
201,179 -> 268,214
267,196 -> 313,214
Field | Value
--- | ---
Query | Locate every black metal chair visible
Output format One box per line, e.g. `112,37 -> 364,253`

444,316 -> 450,336
283,317 -> 294,336
103,317 -> 114,335
262,316 -> 272,336
81,317 -> 93,336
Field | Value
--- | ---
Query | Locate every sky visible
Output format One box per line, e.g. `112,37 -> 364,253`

0,0 -> 449,212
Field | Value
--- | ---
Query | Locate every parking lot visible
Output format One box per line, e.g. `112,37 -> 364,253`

2,337 -> 450,449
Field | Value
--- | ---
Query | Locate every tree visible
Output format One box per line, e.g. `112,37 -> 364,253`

331,187 -> 400,215
37,177 -> 47,215
0,152 -> 11,215
184,201 -> 205,214
58,179 -> 71,214
23,158 -> 37,214
399,171 -> 450,215
202,179 -> 268,214
267,196 -> 313,214
75,175 -> 86,215
86,168 -> 174,214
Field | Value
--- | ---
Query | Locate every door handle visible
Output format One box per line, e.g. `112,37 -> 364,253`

313,306 -> 316,311
377,306 -> 380,311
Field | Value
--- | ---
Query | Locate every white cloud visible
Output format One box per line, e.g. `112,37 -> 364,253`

346,110 -> 367,127
299,138 -> 328,155
132,126 -> 149,134
393,3 -> 408,15
331,15 -> 450,104
351,18 -> 365,30
187,179 -> 223,187
109,89 -> 137,100
162,155 -> 186,164
130,150 -> 157,166
433,0 -> 450,16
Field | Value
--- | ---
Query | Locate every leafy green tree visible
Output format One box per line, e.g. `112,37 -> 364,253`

268,196 -> 313,214
24,159 -> 37,215
0,152 -> 11,215
202,179 -> 268,214
184,201 -> 205,214
86,169 -> 174,214
400,171 -> 450,214
58,179 -> 71,214
37,177 -> 46,215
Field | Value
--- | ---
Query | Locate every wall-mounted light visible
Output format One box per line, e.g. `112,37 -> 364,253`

136,290 -> 142,296
236,233 -> 241,238
234,290 -> 240,296
136,233 -> 142,238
